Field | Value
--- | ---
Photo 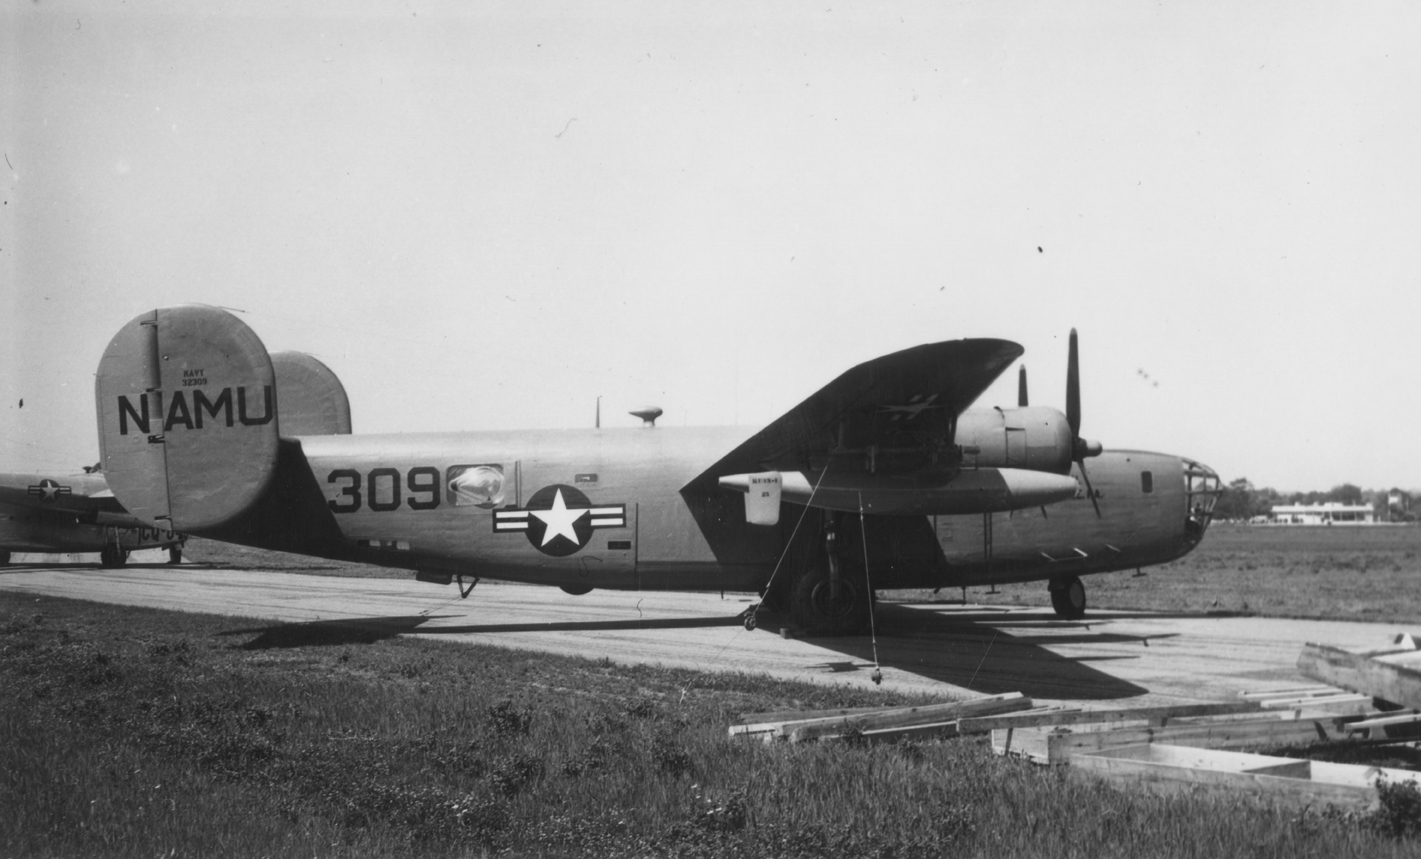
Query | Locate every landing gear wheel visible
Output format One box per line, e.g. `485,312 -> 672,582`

0,550 -> 9,566
100,545 -> 128,568
791,570 -> 872,636
168,545 -> 183,565
1050,576 -> 1086,619
559,584 -> 593,596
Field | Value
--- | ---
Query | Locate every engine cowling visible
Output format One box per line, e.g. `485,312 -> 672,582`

955,407 -> 1074,475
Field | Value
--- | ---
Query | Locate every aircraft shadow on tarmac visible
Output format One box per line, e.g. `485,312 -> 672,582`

221,616 -> 436,648
223,610 -> 753,649
765,604 -> 1153,700
221,603 -> 1163,699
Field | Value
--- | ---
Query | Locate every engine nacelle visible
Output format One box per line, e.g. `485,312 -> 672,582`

955,407 -> 1074,475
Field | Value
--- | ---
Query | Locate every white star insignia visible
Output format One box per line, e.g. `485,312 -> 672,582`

878,394 -> 942,420
529,488 -> 587,547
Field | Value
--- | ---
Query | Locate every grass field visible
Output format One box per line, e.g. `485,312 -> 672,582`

4,591 -> 1421,858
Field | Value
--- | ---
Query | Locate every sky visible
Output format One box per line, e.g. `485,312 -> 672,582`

2,1 -> 1418,492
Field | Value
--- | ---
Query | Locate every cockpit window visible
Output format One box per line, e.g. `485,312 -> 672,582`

1182,459 -> 1222,545
1141,471 -> 1153,494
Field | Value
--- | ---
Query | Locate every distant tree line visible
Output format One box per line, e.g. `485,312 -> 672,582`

1213,479 -> 1415,522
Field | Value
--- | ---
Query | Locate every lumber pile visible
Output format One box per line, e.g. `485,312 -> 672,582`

989,703 -> 1361,765
1298,635 -> 1421,711
730,657 -> 1421,807
981,680 -> 1419,807
1239,685 -> 1375,715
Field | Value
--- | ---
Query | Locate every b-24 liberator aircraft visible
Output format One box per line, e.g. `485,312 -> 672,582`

0,467 -> 184,567
93,305 -> 1220,633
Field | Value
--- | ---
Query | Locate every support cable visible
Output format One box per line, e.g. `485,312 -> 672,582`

682,464 -> 836,705
746,463 -> 833,629
858,492 -> 883,685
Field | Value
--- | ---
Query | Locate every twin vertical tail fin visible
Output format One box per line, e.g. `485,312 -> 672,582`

96,306 -> 282,531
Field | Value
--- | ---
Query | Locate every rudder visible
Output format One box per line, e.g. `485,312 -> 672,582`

270,351 -> 352,436
96,306 -> 280,531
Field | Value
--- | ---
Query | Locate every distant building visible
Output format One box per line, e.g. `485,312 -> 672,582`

1269,502 -> 1376,525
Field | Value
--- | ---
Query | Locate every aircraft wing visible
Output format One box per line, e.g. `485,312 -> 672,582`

0,472 -> 129,518
684,338 -> 1023,492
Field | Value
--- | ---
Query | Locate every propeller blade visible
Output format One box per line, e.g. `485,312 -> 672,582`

1018,366 -> 1029,407
1066,328 -> 1081,437
1078,460 -> 1102,518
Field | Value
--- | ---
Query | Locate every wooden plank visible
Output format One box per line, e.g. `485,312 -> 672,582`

1298,642 -> 1421,710
730,705 -> 887,736
952,705 -> 1081,733
1343,711 -> 1421,732
732,705 -> 885,727
732,699 -> 1005,737
733,695 -> 1026,737
993,715 -> 1339,765
859,719 -> 964,744
1258,694 -> 1372,714
961,700 -> 1260,734
1240,686 -> 1339,700
1069,744 -> 1398,809
785,693 -> 1032,743
1342,711 -> 1421,740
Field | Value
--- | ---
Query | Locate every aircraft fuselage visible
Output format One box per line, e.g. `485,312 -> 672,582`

206,426 -> 1210,594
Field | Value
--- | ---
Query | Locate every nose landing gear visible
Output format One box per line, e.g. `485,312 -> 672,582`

1049,575 -> 1086,619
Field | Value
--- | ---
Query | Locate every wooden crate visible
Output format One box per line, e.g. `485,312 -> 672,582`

1071,743 -> 1420,809
993,712 -> 1347,765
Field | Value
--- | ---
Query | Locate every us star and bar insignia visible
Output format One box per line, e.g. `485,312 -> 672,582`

493,484 -> 626,557
27,479 -> 73,504
874,393 -> 944,422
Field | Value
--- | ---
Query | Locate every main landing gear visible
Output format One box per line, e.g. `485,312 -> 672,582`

168,544 -> 183,565
787,514 -> 874,636
99,545 -> 129,568
1049,575 -> 1087,619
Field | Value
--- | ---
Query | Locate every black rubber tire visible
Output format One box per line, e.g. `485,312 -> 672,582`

0,550 -> 10,566
790,567 -> 872,636
100,546 -> 128,569
560,584 -> 593,596
1050,576 -> 1087,619
169,545 -> 183,565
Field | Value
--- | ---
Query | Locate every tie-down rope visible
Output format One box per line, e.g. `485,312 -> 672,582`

858,491 -> 883,685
